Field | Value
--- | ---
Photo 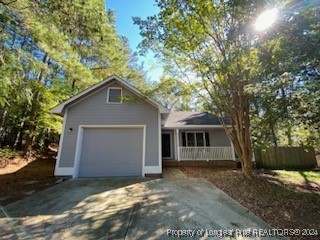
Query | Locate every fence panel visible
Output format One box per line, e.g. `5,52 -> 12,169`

255,147 -> 316,169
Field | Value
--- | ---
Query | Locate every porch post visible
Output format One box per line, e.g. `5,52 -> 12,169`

230,141 -> 236,160
176,128 -> 180,161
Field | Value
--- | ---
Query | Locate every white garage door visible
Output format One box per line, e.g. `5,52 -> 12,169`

77,127 -> 143,177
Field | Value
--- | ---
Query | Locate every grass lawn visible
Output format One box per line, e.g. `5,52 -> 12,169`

180,167 -> 320,239
271,170 -> 320,184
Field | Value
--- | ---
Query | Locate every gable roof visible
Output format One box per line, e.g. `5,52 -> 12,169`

163,111 -> 230,128
51,75 -> 170,115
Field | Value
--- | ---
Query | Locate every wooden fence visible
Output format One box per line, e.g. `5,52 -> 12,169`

255,147 -> 317,169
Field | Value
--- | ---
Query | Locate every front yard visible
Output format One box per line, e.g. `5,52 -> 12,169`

0,149 -> 58,206
1,148 -> 319,238
180,167 -> 320,234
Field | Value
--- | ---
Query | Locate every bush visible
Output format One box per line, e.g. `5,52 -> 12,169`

0,148 -> 18,159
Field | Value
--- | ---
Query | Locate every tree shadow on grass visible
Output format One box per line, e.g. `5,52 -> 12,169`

297,170 -> 320,194
258,169 -> 320,195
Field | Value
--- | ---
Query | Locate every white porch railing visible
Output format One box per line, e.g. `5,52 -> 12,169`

179,147 -> 233,160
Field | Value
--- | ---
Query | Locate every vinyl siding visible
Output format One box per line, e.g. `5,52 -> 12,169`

178,129 -> 231,147
58,82 -> 159,168
163,128 -> 231,161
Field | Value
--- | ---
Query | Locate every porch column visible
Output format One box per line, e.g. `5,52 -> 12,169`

230,142 -> 236,160
176,128 -> 180,161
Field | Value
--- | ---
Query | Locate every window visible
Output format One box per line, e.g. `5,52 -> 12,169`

107,87 -> 122,103
182,131 -> 210,147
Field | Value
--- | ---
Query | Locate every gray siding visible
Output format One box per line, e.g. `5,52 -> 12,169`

162,128 -> 231,160
178,129 -> 231,147
59,82 -> 159,168
208,129 -> 231,146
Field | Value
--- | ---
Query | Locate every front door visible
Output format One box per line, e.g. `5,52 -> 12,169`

162,133 -> 172,159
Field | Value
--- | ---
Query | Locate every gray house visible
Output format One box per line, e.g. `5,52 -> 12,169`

51,76 -> 236,178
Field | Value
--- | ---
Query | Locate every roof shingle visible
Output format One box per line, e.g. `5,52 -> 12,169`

163,111 -> 230,127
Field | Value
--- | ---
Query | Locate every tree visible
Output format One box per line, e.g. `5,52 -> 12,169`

250,4 -> 320,149
0,0 -> 145,155
147,76 -> 195,111
134,0 -> 268,178
135,0 -> 320,177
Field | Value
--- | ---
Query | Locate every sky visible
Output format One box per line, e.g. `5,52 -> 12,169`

106,0 -> 163,82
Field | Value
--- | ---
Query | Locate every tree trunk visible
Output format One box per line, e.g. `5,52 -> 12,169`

239,104 -> 253,178
72,79 -> 76,90
0,107 -> 8,146
219,94 -> 253,179
287,125 -> 292,146
71,55 -> 81,90
13,118 -> 26,150
23,92 -> 40,157
270,123 -> 278,146
241,155 -> 253,178
23,53 -> 49,157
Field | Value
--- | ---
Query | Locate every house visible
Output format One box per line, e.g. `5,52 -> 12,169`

51,75 -> 236,178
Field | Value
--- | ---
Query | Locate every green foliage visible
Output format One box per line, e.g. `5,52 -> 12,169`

146,76 -> 195,110
135,0 -> 320,176
251,5 -> 320,149
135,0 -> 272,177
0,0 -> 145,151
135,0 -> 320,154
0,148 -> 18,159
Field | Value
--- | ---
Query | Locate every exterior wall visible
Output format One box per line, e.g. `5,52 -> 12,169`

208,129 -> 231,146
178,128 -> 231,147
162,128 -> 231,161
57,82 -> 159,171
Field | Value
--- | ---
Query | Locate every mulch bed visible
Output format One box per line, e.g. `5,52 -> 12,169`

179,167 -> 320,239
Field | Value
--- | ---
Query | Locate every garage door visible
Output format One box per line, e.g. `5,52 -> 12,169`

78,127 -> 143,177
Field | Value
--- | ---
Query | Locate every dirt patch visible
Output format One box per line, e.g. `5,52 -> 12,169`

0,149 -> 59,206
180,167 -> 320,239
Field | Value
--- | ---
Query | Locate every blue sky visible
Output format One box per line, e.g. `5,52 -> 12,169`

106,0 -> 163,82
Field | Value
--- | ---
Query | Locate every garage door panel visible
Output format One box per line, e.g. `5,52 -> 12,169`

82,129 -> 142,147
80,152 -> 142,162
79,166 -> 131,177
80,150 -> 142,160
78,127 -> 143,177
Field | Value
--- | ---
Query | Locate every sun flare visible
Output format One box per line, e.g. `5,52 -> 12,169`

254,8 -> 278,31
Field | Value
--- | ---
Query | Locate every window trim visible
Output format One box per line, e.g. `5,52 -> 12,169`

185,131 -> 207,147
107,87 -> 123,104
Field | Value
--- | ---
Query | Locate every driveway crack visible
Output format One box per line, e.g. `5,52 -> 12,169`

123,202 -> 138,240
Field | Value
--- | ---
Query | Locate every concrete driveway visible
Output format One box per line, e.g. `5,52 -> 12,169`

0,174 -> 275,239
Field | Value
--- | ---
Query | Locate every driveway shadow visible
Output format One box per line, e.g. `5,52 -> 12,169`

0,178 -> 277,240
0,178 -> 171,239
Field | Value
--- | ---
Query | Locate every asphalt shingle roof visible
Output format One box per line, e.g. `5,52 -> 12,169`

164,111 -> 230,127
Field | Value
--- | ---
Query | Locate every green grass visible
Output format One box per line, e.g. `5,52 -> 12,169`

272,170 -> 320,183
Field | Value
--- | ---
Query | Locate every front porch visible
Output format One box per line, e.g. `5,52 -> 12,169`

179,146 -> 234,160
161,128 -> 236,162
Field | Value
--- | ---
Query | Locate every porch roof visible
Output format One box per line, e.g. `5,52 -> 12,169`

163,111 -> 230,128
